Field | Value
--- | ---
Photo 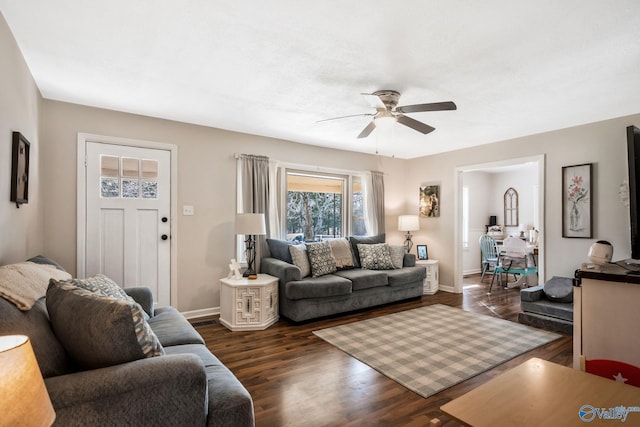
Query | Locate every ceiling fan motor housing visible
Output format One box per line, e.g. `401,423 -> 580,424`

372,90 -> 401,110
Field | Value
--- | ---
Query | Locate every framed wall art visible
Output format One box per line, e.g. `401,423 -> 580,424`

419,183 -> 440,218
10,132 -> 30,207
562,163 -> 592,238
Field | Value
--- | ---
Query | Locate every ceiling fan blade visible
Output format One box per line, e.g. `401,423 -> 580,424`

357,121 -> 376,138
397,115 -> 435,134
317,113 -> 374,123
361,93 -> 387,110
396,101 -> 457,114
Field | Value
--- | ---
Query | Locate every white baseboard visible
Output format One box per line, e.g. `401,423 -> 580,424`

438,284 -> 456,293
181,306 -> 220,320
463,268 -> 482,276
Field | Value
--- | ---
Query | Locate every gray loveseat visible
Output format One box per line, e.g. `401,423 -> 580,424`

261,236 -> 426,322
0,258 -> 254,427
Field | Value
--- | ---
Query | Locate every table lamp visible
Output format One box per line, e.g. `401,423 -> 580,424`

235,213 -> 266,278
0,335 -> 55,427
398,214 -> 420,253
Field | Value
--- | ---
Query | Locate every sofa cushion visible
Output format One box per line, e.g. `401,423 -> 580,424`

543,276 -> 574,303
285,275 -> 352,300
327,238 -> 355,269
358,243 -> 395,270
47,280 -> 164,369
334,269 -> 388,291
0,296 -> 73,378
289,244 -> 311,278
307,241 -> 337,277
386,266 -> 426,287
266,238 -> 292,263
389,245 -> 406,269
349,234 -> 385,267
148,306 -> 205,347
521,299 -> 574,322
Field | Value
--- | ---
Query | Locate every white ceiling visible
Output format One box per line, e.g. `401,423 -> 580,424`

2,1 -> 639,159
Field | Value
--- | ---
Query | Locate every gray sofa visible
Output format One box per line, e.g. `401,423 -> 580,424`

261,236 -> 426,322
518,276 -> 574,335
0,260 -> 254,427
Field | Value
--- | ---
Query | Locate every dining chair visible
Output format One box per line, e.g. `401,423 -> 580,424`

490,236 -> 537,293
478,234 -> 499,283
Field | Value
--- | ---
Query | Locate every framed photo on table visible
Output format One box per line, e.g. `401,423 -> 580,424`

562,163 -> 592,238
417,245 -> 428,260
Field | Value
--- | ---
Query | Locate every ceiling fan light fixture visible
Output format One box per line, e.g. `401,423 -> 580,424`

374,115 -> 396,131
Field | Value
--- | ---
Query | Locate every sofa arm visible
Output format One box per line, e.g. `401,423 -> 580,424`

403,253 -> 416,267
46,354 -> 207,427
261,257 -> 301,284
124,286 -> 155,317
520,285 -> 545,302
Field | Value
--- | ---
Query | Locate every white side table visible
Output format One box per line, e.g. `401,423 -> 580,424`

219,274 -> 279,331
416,259 -> 439,295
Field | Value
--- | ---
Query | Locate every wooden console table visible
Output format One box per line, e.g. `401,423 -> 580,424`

441,357 -> 640,426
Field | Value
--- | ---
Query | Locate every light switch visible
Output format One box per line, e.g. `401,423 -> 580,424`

183,205 -> 194,216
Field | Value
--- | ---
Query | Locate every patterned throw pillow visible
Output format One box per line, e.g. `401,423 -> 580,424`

63,274 -> 149,319
358,243 -> 396,270
327,238 -> 355,269
388,245 -> 406,269
46,279 -> 164,369
306,241 -> 337,277
289,244 -> 311,278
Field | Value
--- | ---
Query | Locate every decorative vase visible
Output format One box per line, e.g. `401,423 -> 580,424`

570,201 -> 580,231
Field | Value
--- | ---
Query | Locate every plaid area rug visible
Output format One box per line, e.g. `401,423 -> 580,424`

313,304 -> 561,398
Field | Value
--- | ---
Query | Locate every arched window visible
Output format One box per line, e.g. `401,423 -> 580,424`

504,187 -> 519,226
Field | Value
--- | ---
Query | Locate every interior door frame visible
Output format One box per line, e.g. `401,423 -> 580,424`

453,154 -> 545,293
77,133 -> 178,306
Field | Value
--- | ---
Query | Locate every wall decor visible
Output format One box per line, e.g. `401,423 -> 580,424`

417,244 -> 428,260
10,132 -> 30,207
562,163 -> 592,238
419,183 -> 440,217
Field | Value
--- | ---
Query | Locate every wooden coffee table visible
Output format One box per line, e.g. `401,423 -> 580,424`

441,357 -> 640,426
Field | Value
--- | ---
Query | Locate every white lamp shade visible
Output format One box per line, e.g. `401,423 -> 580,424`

0,335 -> 55,427
398,214 -> 420,232
235,213 -> 266,235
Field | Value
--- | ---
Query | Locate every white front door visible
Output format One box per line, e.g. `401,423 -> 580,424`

83,141 -> 171,306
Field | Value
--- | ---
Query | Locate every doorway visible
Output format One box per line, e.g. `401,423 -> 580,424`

454,155 -> 545,293
77,133 -> 178,307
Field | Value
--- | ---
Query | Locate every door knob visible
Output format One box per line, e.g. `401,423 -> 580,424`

162,217 -> 168,223
161,234 -> 169,241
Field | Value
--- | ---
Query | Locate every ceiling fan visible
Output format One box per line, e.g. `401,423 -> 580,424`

319,90 -> 456,138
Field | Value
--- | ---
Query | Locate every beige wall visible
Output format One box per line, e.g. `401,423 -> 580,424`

0,12 -> 43,264
39,100 -> 407,312
406,115 -> 640,287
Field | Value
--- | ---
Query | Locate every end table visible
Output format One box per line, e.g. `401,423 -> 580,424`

219,274 -> 279,331
416,259 -> 439,295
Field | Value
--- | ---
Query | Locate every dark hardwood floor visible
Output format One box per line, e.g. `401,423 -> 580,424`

192,274 -> 572,426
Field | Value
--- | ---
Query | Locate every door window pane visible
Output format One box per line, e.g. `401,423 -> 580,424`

101,178 -> 120,197
141,159 -> 158,178
141,181 -> 158,199
122,179 -> 139,198
122,158 -> 139,178
101,156 -> 119,177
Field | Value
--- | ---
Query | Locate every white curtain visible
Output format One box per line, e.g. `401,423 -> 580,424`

363,171 -> 385,236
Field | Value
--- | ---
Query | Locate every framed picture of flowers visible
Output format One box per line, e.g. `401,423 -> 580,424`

562,163 -> 592,238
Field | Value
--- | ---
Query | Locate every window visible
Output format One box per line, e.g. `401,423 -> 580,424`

285,170 -> 365,242
100,155 -> 158,199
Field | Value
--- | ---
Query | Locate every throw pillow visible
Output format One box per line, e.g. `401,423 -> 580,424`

266,238 -> 293,263
289,244 -> 311,278
388,245 -> 406,269
64,274 -> 148,319
46,279 -> 164,369
358,243 -> 395,270
349,234 -> 386,267
327,238 -> 355,269
543,276 -> 574,303
306,241 -> 337,277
